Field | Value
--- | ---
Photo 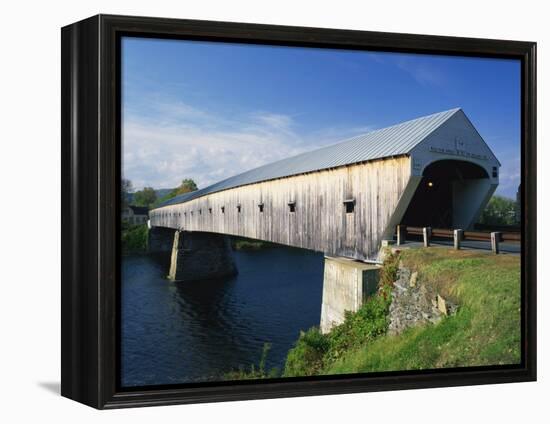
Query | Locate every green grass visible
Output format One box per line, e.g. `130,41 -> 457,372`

283,251 -> 399,377
225,247 -> 520,381
324,248 -> 521,374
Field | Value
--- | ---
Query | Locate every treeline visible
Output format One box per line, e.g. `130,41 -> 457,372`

121,178 -> 199,254
122,178 -> 198,209
478,195 -> 519,226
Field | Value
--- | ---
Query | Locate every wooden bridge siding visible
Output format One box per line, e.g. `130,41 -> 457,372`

151,156 -> 411,260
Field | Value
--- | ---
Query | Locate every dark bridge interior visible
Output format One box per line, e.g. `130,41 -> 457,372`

401,160 -> 489,228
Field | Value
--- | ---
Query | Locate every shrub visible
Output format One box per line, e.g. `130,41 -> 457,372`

283,328 -> 329,377
283,252 -> 398,377
324,286 -> 392,364
379,249 -> 399,287
121,222 -> 148,253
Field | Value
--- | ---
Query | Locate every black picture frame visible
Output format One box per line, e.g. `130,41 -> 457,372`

61,14 -> 537,409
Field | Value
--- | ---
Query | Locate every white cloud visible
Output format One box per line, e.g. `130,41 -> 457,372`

122,97 -> 378,191
123,102 -> 308,190
124,97 -> 520,201
253,112 -> 294,130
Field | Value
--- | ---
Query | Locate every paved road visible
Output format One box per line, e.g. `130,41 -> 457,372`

395,239 -> 521,255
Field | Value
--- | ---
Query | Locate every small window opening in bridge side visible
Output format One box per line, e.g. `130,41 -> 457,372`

191,211 -> 194,216
492,166 -> 498,178
343,198 -> 355,214
237,204 -> 242,213
199,209 -> 202,215
209,208 -> 212,214
288,201 -> 296,213
221,206 -> 225,214
258,203 -> 264,213
184,212 -> 187,217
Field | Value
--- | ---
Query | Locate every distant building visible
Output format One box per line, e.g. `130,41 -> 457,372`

122,205 -> 149,225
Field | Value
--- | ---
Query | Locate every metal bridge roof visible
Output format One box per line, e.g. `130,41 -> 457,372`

157,108 -> 461,208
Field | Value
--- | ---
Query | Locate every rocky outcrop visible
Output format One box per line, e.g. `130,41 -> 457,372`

388,264 -> 457,336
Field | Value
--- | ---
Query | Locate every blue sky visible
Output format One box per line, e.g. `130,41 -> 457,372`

122,37 -> 521,198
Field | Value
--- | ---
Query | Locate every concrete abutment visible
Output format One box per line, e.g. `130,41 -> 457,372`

320,257 -> 381,334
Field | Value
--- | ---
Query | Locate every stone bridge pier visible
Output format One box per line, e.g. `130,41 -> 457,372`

148,226 -> 176,255
148,227 -> 237,282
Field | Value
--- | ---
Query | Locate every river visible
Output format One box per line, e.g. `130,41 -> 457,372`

121,246 -> 324,387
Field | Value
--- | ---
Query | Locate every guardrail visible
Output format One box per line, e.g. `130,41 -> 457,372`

395,225 -> 521,254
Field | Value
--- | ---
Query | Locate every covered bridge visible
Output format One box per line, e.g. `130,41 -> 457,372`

149,107 -> 500,332
150,108 -> 500,262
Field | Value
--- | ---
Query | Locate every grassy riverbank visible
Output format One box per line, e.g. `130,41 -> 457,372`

228,247 -> 521,380
283,252 -> 398,377
291,248 -> 521,376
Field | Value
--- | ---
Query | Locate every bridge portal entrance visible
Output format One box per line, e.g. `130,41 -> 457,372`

401,160 -> 490,229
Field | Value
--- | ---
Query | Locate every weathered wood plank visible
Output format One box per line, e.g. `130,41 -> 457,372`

151,157 -> 412,260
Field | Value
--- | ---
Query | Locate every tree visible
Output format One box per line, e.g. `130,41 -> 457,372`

479,195 -> 516,226
133,187 -> 157,208
121,178 -> 133,209
152,178 -> 199,208
170,178 -> 198,197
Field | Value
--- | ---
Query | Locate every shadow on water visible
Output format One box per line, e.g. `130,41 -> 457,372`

121,246 -> 324,387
